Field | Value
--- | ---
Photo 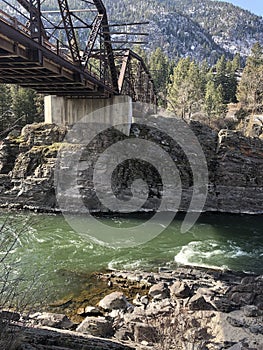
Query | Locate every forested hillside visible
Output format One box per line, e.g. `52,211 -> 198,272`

2,0 -> 263,62
103,0 -> 263,62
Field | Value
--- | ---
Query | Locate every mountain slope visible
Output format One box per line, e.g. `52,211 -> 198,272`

104,0 -> 263,62
2,0 -> 263,64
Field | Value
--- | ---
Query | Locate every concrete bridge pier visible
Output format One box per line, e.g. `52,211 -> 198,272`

44,95 -> 133,134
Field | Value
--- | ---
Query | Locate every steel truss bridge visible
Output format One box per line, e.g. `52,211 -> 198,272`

0,0 -> 156,103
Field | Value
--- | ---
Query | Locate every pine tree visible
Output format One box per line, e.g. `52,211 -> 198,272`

167,58 -> 204,119
237,42 -> 263,114
237,42 -> 263,136
149,47 -> 169,105
0,84 -> 12,117
205,79 -> 226,120
0,84 -> 12,131
10,86 -> 42,125
167,57 -> 190,119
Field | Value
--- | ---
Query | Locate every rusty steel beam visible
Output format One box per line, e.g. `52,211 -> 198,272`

117,49 -> 156,104
0,17 -> 117,93
57,0 -> 81,63
93,0 -> 119,93
0,3 -> 156,102
16,0 -> 47,40
118,50 -> 130,93
82,13 -> 104,70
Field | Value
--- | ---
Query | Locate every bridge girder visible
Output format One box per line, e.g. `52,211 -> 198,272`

0,0 -> 156,103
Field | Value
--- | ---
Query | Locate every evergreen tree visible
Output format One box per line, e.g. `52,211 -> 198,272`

0,84 -> 12,117
232,53 -> 241,72
237,42 -> 263,114
205,79 -> 226,119
0,84 -> 13,131
167,58 -> 204,119
148,47 -> 170,105
214,55 -> 238,103
10,86 -> 41,125
236,42 -> 263,136
167,57 -> 190,119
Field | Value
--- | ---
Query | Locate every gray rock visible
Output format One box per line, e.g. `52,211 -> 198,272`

230,291 -> 255,306
227,343 -> 243,350
146,299 -> 173,316
0,119 -> 262,215
124,308 -> 145,325
214,298 -> 236,313
141,295 -> 149,305
243,305 -> 261,317
0,310 -> 20,322
188,294 -> 214,311
115,327 -> 134,341
29,312 -> 73,329
170,281 -> 191,298
249,324 -> 263,335
148,282 -> 170,300
77,306 -> 102,316
99,291 -> 129,310
76,316 -> 114,337
226,316 -> 245,328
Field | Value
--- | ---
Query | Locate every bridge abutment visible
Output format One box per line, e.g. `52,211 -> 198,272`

44,95 -> 133,133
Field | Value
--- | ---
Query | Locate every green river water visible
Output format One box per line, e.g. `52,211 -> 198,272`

0,211 -> 262,306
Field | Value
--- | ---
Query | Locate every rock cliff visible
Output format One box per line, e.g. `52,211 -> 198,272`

0,118 -> 262,214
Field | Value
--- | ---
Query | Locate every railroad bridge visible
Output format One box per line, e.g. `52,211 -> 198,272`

0,0 -> 156,125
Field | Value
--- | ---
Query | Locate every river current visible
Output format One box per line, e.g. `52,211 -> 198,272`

0,211 -> 262,304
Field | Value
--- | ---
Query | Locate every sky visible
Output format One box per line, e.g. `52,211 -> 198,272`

217,0 -> 263,16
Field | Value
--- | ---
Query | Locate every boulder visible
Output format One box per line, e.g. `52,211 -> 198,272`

146,299 -> 173,316
0,310 -> 20,322
29,312 -> 73,329
226,316 -> 245,328
249,324 -> 263,335
115,327 -> 134,341
99,291 -> 129,310
170,281 -> 191,298
188,294 -> 214,311
214,298 -> 236,313
148,282 -> 170,300
76,316 -> 114,337
230,291 -> 255,306
77,306 -> 102,316
243,305 -> 261,317
227,343 -> 244,350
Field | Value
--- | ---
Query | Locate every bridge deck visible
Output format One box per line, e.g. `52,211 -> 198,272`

0,10 -> 114,97
0,1 -> 155,104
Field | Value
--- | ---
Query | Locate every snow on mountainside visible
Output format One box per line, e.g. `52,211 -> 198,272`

104,0 -> 263,62
2,0 -> 263,64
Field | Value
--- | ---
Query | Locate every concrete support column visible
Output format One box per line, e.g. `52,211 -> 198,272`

44,95 -> 133,134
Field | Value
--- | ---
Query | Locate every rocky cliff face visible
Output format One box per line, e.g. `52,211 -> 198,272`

0,119 -> 262,214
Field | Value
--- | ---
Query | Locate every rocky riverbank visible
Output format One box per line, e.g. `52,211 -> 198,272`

0,117 -> 262,214
1,267 -> 262,349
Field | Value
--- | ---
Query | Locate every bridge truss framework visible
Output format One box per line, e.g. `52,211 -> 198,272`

0,0 -> 156,104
